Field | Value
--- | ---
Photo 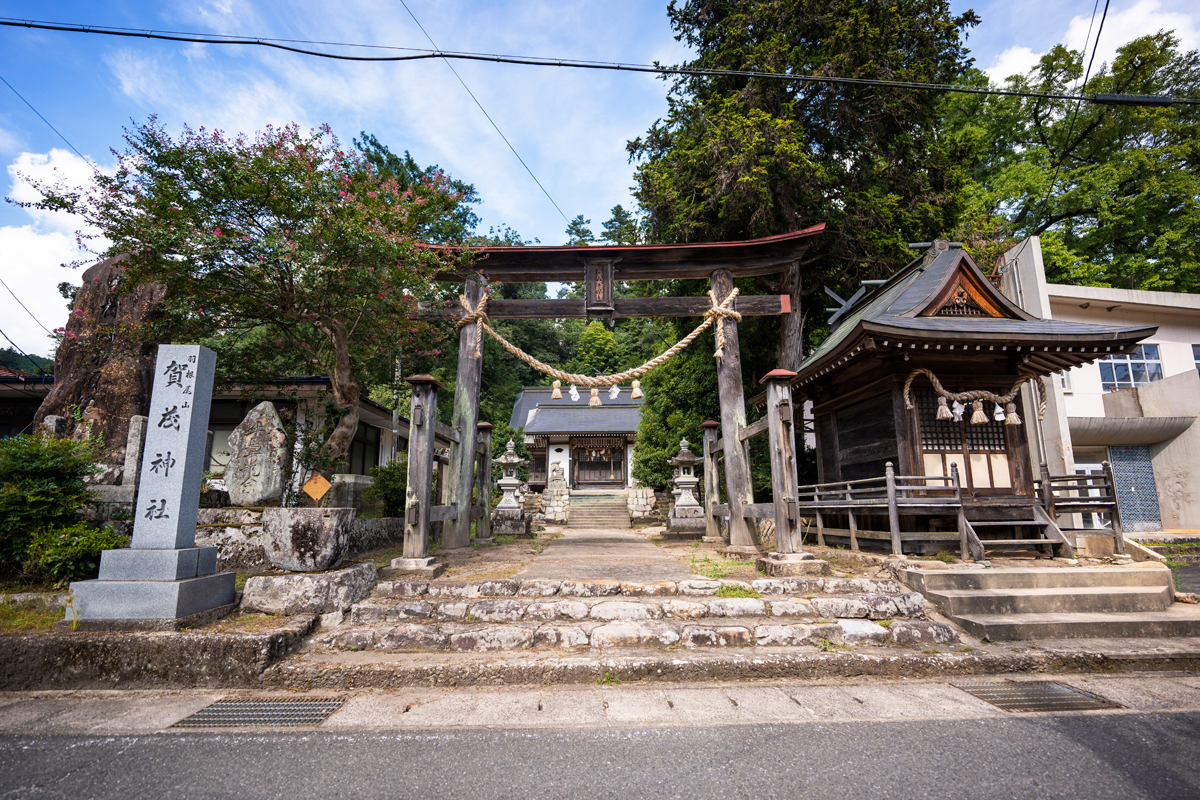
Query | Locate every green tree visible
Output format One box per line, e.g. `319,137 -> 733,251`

945,33 -> 1200,290
18,119 -> 475,465
354,132 -> 481,244
601,205 -> 642,244
628,0 -> 979,283
565,215 -> 596,245
569,321 -> 623,377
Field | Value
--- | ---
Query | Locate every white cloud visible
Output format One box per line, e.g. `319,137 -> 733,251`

1065,0 -> 1199,70
983,45 -> 1043,82
2,149 -> 111,356
982,0 -> 1200,83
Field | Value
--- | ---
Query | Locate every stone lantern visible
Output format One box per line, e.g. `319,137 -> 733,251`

666,438 -> 706,537
491,440 -> 532,537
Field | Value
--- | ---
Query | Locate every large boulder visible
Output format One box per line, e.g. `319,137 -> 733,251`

34,255 -> 166,465
262,507 -> 354,572
225,401 -> 291,506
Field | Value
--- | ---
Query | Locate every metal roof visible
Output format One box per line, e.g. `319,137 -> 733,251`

522,404 -> 643,435
510,386 -> 644,430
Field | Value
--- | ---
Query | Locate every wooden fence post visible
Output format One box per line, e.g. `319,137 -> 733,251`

475,421 -> 494,541
885,462 -> 902,556
444,275 -> 488,550
402,374 -> 443,560
1040,461 -> 1057,522
701,420 -> 724,542
764,370 -> 801,553
710,268 -> 758,554
952,462 -> 967,560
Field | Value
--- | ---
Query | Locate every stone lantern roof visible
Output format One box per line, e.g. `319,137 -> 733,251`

668,439 -> 700,468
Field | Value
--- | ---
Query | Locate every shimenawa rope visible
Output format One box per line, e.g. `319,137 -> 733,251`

454,288 -> 743,403
902,367 -> 1047,426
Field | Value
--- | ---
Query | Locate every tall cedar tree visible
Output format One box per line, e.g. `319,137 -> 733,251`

19,119 -> 474,465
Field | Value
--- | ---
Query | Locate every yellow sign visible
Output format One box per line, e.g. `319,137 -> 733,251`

302,474 -> 332,503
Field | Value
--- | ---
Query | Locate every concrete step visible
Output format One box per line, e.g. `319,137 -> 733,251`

979,539 -> 1054,546
951,605 -> 1200,641
902,565 -> 1173,593
926,585 -> 1173,616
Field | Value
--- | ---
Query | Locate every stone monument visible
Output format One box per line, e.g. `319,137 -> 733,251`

666,439 -> 706,537
226,400 -> 290,506
491,440 -> 532,537
67,345 -> 236,624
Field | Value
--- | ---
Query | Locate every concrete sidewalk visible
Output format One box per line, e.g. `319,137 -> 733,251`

3,673 -> 1199,734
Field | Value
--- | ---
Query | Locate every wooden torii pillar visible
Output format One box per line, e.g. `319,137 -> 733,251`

443,275 -> 487,550
710,268 -> 758,554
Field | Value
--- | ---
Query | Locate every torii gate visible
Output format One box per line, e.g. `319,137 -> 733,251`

396,225 -> 825,570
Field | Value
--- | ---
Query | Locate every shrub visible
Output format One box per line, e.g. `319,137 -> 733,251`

362,457 -> 408,518
23,522 -> 128,587
0,435 -> 99,571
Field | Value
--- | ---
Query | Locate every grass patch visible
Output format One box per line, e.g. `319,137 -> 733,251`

203,612 -> 286,633
0,603 -> 62,632
494,535 -> 516,546
687,553 -> 748,580
715,583 -> 762,598
596,671 -> 620,686
814,638 -> 850,652
877,618 -> 893,628
922,551 -> 957,563
234,573 -> 249,591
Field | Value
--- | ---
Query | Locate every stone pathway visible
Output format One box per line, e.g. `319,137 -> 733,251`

515,527 -> 697,584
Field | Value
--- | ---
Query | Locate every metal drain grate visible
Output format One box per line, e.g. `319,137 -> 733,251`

952,681 -> 1123,713
173,698 -> 346,728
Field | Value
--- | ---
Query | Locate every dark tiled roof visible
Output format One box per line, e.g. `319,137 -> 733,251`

522,404 -> 643,435
797,246 -> 1156,381
510,386 -> 644,430
0,365 -> 34,378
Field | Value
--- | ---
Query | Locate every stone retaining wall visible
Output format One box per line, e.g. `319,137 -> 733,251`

195,508 -> 401,572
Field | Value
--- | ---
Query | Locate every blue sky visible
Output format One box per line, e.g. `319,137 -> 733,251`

1,0 -> 1197,358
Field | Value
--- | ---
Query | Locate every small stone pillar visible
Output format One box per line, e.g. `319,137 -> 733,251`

666,439 -> 706,538
491,440 -> 532,537
541,461 -> 571,523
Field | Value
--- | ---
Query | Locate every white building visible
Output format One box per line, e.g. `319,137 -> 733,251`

1000,237 -> 1200,532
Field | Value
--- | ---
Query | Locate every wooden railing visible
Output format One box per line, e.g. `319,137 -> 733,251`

785,463 -> 980,558
1037,461 -> 1125,555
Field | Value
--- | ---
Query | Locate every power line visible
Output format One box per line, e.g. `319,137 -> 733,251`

0,71 -> 87,160
0,277 -> 53,334
1,17 -> 1194,106
0,324 -> 51,376
395,1 -> 569,223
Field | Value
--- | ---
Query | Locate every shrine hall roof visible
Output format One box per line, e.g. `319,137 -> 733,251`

511,386 -> 643,435
433,224 -> 825,283
794,243 -> 1157,389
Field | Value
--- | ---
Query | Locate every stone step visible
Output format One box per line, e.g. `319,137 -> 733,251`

350,591 -> 925,627
312,615 -> 957,653
926,585 -> 1173,616
901,565 -> 1172,593
373,576 -> 905,600
950,605 -> 1200,641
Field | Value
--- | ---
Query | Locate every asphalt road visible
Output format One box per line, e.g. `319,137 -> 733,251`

2,711 -> 1199,800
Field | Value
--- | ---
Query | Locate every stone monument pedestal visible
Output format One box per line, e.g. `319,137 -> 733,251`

67,345 -> 237,625
755,551 -> 831,577
492,507 -> 532,538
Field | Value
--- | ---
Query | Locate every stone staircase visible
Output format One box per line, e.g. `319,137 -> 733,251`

308,575 -> 955,654
901,564 -> 1200,641
1134,535 -> 1200,564
568,491 -> 631,529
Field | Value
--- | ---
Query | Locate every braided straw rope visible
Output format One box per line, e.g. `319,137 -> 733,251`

455,288 -> 742,387
902,367 -> 1047,420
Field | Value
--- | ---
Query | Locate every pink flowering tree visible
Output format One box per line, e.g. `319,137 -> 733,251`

23,118 -> 474,466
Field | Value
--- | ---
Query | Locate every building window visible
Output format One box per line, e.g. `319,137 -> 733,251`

1098,344 -> 1162,392
1193,344 -> 1200,373
1060,370 -> 1073,393
347,423 -> 380,475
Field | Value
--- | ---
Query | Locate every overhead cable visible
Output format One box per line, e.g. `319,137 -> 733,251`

0,71 -> 88,159
1,17 -> 1195,106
